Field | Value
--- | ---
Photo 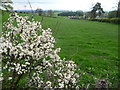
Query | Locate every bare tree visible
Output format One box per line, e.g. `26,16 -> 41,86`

117,0 -> 120,18
36,8 -> 43,16
112,0 -> 120,10
47,10 -> 54,17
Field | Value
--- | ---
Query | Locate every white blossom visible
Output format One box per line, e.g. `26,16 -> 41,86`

59,82 -> 64,88
1,13 -> 80,89
8,77 -> 12,80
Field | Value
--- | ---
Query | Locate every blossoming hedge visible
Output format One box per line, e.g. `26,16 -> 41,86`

0,13 -> 80,88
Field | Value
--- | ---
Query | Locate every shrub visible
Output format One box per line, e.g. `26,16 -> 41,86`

110,18 -> 120,24
0,13 -> 80,89
88,18 -> 120,24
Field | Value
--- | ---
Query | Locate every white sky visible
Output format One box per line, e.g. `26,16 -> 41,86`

12,0 -> 118,11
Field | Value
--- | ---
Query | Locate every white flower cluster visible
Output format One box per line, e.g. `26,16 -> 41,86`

0,13 -> 80,88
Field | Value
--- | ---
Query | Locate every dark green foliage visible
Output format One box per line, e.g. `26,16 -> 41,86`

58,11 -> 83,16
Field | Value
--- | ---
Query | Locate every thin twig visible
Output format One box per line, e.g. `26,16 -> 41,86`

86,83 -> 90,90
27,0 -> 35,19
27,0 -> 33,14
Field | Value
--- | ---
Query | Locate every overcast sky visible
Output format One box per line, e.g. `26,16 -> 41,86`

12,0 -> 118,11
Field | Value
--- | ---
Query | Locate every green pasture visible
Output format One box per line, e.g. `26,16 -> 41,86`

0,10 -> 2,35
2,11 -> 118,87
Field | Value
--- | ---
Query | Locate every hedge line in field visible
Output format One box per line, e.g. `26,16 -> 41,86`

88,18 -> 120,24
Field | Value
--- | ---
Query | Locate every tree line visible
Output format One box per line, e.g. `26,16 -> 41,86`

58,11 -> 84,16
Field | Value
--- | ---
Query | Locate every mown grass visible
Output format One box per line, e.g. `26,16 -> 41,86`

2,11 -> 118,87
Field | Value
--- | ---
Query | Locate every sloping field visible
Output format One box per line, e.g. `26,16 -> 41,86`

41,16 -> 118,87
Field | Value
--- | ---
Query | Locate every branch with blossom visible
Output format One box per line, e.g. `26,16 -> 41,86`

0,13 -> 80,88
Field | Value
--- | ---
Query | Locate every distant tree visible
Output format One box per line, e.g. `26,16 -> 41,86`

84,12 -> 91,19
76,10 -> 84,16
47,10 -> 54,17
0,0 -> 13,11
91,2 -> 105,18
108,0 -> 120,19
58,12 -> 75,16
58,11 -> 83,16
36,8 -> 43,16
117,1 -> 120,18
108,11 -> 118,18
112,0 -> 120,10
118,1 -> 120,10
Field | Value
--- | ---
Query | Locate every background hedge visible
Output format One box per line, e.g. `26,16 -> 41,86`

88,18 -> 120,24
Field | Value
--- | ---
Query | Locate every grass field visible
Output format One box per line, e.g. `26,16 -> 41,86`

2,11 -> 118,87
41,16 -> 118,87
0,12 -> 1,41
